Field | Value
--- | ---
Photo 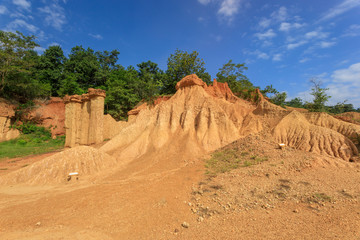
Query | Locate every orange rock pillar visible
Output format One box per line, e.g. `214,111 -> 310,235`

64,89 -> 106,147
64,95 -> 82,147
88,89 -> 106,145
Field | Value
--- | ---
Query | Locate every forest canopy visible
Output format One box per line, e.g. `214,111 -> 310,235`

0,31 -> 359,120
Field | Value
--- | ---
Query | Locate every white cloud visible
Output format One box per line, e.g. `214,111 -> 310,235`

343,24 -> 360,37
13,0 -> 31,10
302,63 -> 360,107
331,63 -> 360,84
287,40 -> 307,50
49,42 -> 61,46
6,19 -> 38,33
320,0 -> 360,21
254,29 -> 276,40
305,30 -> 329,39
258,18 -> 271,29
251,50 -> 269,59
244,49 -> 270,60
257,52 -> 269,59
198,0 -> 212,5
34,46 -> 45,53
0,5 -> 7,14
279,22 -> 305,32
217,0 -> 241,20
320,41 -> 336,48
271,6 -> 287,22
299,58 -> 310,63
210,34 -> 222,42
89,33 -> 103,40
39,3 -> 66,31
273,53 -> 282,61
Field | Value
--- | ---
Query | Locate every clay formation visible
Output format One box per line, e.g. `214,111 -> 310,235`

0,99 -> 20,142
64,89 -> 106,147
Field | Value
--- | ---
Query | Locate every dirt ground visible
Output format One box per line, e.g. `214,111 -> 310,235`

1,136 -> 359,240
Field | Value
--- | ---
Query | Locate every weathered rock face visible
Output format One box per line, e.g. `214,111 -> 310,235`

175,74 -> 207,90
0,99 -> 20,142
273,111 -> 358,161
205,79 -> 238,103
64,89 -> 106,147
103,114 -> 127,140
101,75 -> 256,161
26,97 -> 66,136
127,96 -> 172,117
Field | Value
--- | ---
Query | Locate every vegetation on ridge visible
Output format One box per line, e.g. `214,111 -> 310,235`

1,30 -> 359,121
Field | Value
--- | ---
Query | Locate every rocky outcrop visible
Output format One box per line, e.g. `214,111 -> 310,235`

175,74 -> 207,90
26,97 -> 66,136
205,79 -> 238,103
0,99 -> 20,142
101,74 -> 256,161
64,89 -> 106,147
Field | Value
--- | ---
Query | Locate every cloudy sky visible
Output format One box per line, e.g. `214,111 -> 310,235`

1,0 -> 360,107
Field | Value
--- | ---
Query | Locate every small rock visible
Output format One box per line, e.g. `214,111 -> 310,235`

35,222 -> 41,226
188,202 -> 192,207
197,217 -> 204,222
182,222 -> 189,228
293,209 -> 299,213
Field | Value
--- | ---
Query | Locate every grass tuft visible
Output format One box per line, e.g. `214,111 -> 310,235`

205,148 -> 269,177
0,127 -> 65,161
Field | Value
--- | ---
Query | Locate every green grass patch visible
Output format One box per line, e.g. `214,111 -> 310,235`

0,123 -> 65,160
307,192 -> 332,204
205,148 -> 269,177
0,135 -> 65,160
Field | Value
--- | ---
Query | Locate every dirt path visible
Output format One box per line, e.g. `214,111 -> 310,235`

1,146 -> 360,239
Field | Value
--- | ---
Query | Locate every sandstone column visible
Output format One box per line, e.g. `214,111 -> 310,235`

79,94 -> 90,145
64,95 -> 82,147
88,88 -> 106,145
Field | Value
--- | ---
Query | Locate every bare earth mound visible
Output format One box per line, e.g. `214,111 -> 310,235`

0,146 -> 117,185
273,111 -> 358,161
335,112 -> 360,125
304,112 -> 360,140
100,74 -> 256,160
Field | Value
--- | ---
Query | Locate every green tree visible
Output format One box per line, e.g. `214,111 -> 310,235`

95,49 -> 120,87
65,45 -> 100,90
270,92 -> 287,107
327,101 -> 355,114
216,60 -> 253,94
0,31 -> 44,100
163,49 -> 211,94
57,73 -> 83,96
37,45 -> 66,96
305,78 -> 331,112
105,66 -> 141,120
285,97 -> 304,108
261,85 -> 278,98
136,61 -> 164,101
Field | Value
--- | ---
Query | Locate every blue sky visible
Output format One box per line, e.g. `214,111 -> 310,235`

1,0 -> 360,107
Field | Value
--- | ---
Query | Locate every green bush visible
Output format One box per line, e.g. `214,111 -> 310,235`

17,139 -> 27,146
13,122 -> 51,140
